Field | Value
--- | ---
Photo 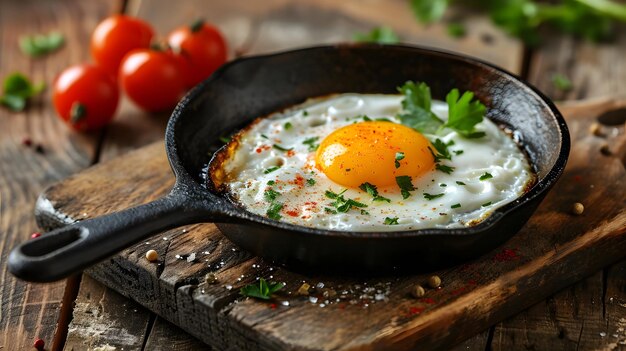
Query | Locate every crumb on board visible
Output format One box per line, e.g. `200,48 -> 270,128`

145,249 -> 158,262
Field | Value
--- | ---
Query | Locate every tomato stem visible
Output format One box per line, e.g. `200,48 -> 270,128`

70,102 -> 86,124
190,19 -> 205,33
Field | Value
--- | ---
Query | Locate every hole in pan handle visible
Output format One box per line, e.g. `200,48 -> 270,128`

8,191 -> 214,282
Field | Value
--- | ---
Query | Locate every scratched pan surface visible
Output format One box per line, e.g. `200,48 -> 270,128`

9,44 -> 569,282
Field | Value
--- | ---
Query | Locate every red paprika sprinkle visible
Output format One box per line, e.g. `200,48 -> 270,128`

494,248 -> 519,262
408,306 -> 425,315
421,297 -> 436,305
30,232 -> 41,239
33,338 -> 45,350
285,210 -> 299,217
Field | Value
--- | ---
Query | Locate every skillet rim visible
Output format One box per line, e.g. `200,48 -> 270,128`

166,43 -> 570,239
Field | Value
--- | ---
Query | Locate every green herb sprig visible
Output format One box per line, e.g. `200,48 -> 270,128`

240,278 -> 285,300
1,73 -> 45,111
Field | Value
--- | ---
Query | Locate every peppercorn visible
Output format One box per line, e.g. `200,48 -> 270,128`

589,122 -> 602,136
145,249 -> 158,262
428,275 -> 442,289
34,144 -> 45,154
411,284 -> 425,298
571,202 -> 584,215
600,144 -> 611,156
205,272 -> 218,284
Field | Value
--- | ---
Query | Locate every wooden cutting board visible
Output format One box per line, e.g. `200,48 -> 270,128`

35,99 -> 626,350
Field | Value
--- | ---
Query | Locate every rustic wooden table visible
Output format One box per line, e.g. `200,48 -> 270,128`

1,0 -> 625,350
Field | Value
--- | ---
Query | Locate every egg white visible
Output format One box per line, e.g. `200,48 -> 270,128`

219,94 -> 534,232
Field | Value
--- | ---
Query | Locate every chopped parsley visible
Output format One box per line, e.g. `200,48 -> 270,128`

306,178 -> 316,186
264,166 -> 281,174
456,181 -> 466,185
440,183 -> 447,187
325,189 -> 368,213
451,203 -> 461,209
395,176 -> 416,199
266,202 -> 283,220
325,207 -> 338,214
261,134 -> 269,139
284,122 -> 293,130
447,23 -> 466,38
454,150 -> 464,155
359,182 -> 390,202
479,172 -> 493,181
395,152 -> 405,168
273,144 -> 293,152
360,210 -> 370,215
303,110 -> 309,117
267,180 -> 276,185
302,136 -> 320,152
263,189 -> 281,202
384,217 -> 400,225
482,201 -> 492,207
240,278 -> 285,300
423,192 -> 444,200
436,164 -> 455,174
431,139 -> 452,161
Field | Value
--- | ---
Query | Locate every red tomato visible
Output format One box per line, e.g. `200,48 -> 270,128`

53,64 -> 120,131
119,49 -> 186,112
168,20 -> 227,87
91,15 -> 154,76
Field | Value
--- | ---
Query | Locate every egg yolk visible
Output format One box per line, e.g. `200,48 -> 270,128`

315,121 -> 435,188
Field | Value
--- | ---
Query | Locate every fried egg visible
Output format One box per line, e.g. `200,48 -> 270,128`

210,94 -> 535,232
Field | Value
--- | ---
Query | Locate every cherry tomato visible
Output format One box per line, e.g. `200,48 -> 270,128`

119,49 -> 186,112
91,15 -> 154,76
53,64 -> 119,131
168,20 -> 227,87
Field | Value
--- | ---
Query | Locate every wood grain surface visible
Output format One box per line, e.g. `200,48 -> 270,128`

1,0 -> 624,350
0,1 -> 117,350
38,45 -> 626,351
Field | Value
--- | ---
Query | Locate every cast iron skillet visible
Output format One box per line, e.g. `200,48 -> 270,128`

8,44 -> 570,282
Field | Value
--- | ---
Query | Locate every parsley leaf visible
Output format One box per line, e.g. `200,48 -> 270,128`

19,32 -> 64,57
266,202 -> 283,220
302,137 -> 320,152
423,192 -> 445,200
359,182 -> 390,202
267,180 -> 276,185
447,23 -> 466,38
240,278 -> 285,300
482,201 -> 492,207
445,89 -> 486,138
264,189 -> 281,202
1,73 -> 45,111
552,73 -> 573,92
395,176 -> 416,199
353,26 -> 400,44
384,217 -> 400,225
410,0 -> 448,23
284,122 -> 293,130
456,181 -> 466,185
451,203 -> 461,209
479,172 -> 493,180
273,144 -> 293,152
325,189 -> 368,213
306,178 -> 316,186
397,81 -> 444,134
395,152 -> 405,168
219,135 -> 231,144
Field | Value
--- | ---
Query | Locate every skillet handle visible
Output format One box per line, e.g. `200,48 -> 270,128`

8,193 -> 206,282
